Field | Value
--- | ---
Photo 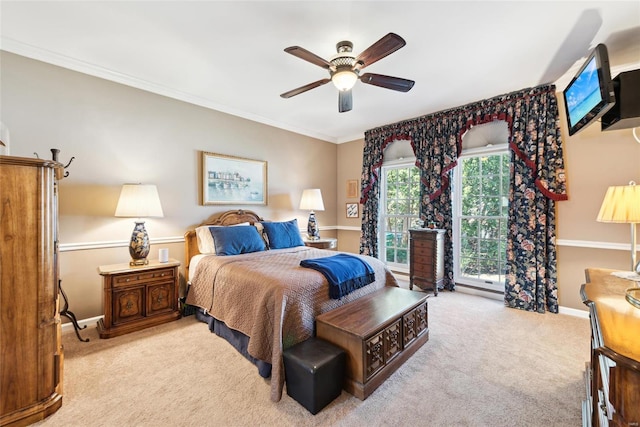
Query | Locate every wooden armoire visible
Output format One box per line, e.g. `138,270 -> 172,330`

0,155 -> 64,426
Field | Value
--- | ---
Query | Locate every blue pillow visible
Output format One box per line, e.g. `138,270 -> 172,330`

209,226 -> 266,255
262,219 -> 305,249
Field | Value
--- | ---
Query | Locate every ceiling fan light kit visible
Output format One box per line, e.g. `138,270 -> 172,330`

330,41 -> 359,91
281,33 -> 414,113
332,69 -> 358,91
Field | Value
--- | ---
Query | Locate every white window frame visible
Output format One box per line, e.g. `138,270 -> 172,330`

379,158 -> 420,274
452,144 -> 509,292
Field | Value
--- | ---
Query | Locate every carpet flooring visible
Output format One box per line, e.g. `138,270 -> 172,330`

34,287 -> 590,427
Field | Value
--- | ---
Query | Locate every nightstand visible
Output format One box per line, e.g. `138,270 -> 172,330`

97,259 -> 181,339
303,237 -> 337,250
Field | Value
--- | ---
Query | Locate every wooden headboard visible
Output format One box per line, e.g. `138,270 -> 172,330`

183,209 -> 264,279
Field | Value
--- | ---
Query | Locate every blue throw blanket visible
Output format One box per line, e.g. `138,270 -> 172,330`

300,253 -> 375,299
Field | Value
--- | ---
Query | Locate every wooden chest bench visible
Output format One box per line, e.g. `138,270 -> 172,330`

315,287 -> 429,400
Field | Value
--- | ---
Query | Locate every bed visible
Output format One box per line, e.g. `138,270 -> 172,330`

183,209 -> 398,401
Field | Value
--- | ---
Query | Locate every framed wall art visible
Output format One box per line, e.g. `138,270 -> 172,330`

201,151 -> 267,205
346,202 -> 359,218
346,179 -> 359,199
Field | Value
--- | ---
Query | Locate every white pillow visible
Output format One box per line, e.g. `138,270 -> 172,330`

195,222 -> 250,254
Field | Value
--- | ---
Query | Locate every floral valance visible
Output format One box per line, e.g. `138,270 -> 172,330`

361,84 -> 568,204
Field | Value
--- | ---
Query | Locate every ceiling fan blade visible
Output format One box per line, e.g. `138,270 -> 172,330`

338,90 -> 352,113
284,46 -> 332,70
360,73 -> 415,92
280,79 -> 331,98
355,33 -> 406,69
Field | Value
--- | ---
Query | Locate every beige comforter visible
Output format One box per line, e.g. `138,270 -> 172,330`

185,246 -> 398,401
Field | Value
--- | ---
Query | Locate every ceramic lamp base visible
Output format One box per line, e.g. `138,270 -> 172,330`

129,220 -> 150,266
307,211 -> 320,240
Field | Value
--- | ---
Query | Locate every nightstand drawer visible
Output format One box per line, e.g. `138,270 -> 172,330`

112,267 -> 175,288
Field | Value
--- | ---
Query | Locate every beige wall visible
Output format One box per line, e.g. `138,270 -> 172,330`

336,138 -> 365,254
3,50 -> 639,319
1,52 -> 337,321
334,98 -> 640,313
555,96 -> 640,310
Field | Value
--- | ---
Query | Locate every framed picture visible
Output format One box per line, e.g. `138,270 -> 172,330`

201,152 -> 267,205
346,179 -> 359,199
346,203 -> 359,218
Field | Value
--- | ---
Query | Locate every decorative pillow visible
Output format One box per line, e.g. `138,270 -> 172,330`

208,226 -> 266,256
261,219 -> 305,249
252,222 -> 270,248
195,222 -> 250,254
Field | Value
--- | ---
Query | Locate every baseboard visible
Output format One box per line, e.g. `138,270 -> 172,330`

61,297 -> 589,334
61,315 -> 103,333
558,306 -> 589,319
455,285 -> 504,301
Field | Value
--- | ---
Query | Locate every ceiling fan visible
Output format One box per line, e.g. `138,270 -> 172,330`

280,33 -> 415,113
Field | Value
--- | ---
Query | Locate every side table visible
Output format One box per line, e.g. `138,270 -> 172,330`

303,237 -> 337,250
97,259 -> 181,339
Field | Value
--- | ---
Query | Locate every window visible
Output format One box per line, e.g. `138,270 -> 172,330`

453,147 -> 510,291
380,162 -> 421,272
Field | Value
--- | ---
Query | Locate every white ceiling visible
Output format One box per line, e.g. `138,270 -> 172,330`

1,1 -> 639,143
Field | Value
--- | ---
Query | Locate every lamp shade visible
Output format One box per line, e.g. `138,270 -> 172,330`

115,184 -> 164,218
299,189 -> 325,211
597,183 -> 640,223
597,181 -> 640,272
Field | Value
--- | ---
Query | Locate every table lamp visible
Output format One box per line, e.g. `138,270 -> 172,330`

115,183 -> 164,266
299,188 -> 324,240
597,181 -> 640,272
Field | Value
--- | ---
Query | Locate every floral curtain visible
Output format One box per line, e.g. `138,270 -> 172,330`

504,90 -> 566,313
360,84 -> 567,312
360,123 -> 421,257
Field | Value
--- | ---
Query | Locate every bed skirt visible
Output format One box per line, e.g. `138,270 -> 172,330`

194,307 -> 272,378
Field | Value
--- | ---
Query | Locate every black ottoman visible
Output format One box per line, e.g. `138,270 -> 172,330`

283,337 -> 346,414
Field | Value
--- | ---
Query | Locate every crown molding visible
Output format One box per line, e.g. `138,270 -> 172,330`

0,37 -> 338,144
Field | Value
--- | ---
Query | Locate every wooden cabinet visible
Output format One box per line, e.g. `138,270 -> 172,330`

581,269 -> 640,427
409,228 -> 444,295
316,287 -> 429,400
0,156 -> 64,426
97,260 -> 181,339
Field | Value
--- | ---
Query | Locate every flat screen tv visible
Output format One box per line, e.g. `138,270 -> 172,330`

562,43 -> 616,136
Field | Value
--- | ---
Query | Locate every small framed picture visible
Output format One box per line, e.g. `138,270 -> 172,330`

346,179 -> 359,199
346,203 -> 359,218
